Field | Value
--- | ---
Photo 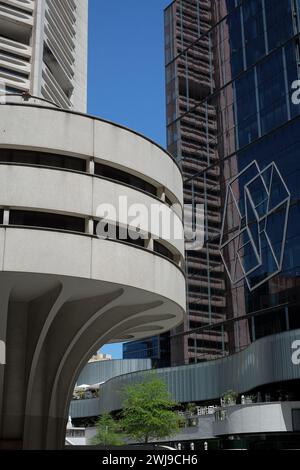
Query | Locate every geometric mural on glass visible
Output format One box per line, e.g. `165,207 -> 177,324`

220,161 -> 291,291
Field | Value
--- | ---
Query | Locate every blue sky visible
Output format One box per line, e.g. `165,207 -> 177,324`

88,0 -> 170,358
88,0 -> 171,147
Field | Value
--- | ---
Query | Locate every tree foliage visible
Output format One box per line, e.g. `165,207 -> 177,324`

120,374 -> 181,444
90,412 -> 123,446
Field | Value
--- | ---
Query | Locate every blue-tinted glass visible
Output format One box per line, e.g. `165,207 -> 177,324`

257,49 -> 287,134
226,0 -> 238,12
265,0 -> 294,50
284,233 -> 300,272
243,0 -> 266,66
297,1 -> 300,30
285,41 -> 300,119
239,239 -> 260,274
283,202 -> 300,272
239,117 -> 300,200
235,69 -> 258,147
228,7 -> 244,76
247,231 -> 279,289
123,337 -> 159,359
246,175 -> 269,216
265,206 -> 289,264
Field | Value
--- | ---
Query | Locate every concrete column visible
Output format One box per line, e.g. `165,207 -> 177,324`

3,210 -> 9,226
145,238 -> 154,251
0,278 -> 12,444
174,254 -> 183,268
157,186 -> 166,202
85,217 -> 94,235
87,157 -> 95,174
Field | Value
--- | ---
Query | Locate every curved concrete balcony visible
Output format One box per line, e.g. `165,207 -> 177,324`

0,35 -> 32,59
0,3 -> 33,26
1,0 -> 34,13
0,104 -> 186,449
0,165 -> 184,256
0,227 -> 185,325
0,4 -> 32,56
0,53 -> 30,75
0,69 -> 29,91
0,104 -> 183,205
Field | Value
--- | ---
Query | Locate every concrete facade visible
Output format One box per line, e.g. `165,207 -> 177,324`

0,0 -> 88,111
0,103 -> 186,449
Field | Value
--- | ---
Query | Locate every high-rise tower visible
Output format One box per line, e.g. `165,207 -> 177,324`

165,0 -> 227,365
165,0 -> 300,367
0,0 -> 88,111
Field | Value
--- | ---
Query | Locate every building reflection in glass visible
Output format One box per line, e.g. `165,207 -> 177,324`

165,0 -> 300,365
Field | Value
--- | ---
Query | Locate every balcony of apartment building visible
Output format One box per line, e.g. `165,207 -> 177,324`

42,0 -> 77,108
45,0 -> 76,64
44,6 -> 75,65
0,48 -> 30,78
1,0 -> 34,13
0,1 -> 32,92
0,33 -> 31,60
41,63 -> 72,109
0,67 -> 29,91
0,0 -> 33,44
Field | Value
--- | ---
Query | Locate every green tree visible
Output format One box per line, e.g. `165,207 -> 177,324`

90,413 -> 123,446
120,374 -> 181,444
186,402 -> 197,415
222,390 -> 238,405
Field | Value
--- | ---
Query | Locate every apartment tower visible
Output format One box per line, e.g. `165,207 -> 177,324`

0,0 -> 88,111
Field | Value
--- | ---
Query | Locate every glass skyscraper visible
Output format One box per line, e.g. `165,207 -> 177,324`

123,333 -> 171,368
165,0 -> 300,366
